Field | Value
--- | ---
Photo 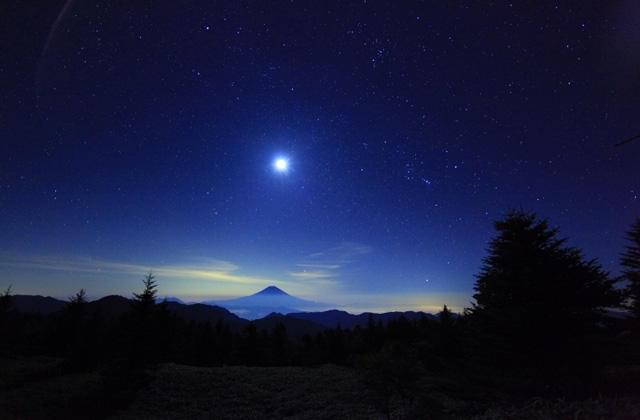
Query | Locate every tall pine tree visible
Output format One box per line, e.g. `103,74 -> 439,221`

622,218 -> 640,321
0,285 -> 12,319
469,211 -> 619,383
128,271 -> 169,366
133,272 -> 158,314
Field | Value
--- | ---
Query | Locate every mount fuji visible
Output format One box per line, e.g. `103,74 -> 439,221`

204,286 -> 325,320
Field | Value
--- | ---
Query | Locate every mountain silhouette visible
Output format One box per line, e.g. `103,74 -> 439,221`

12,295 -> 66,315
253,286 -> 289,296
253,312 -> 326,338
288,309 -> 437,329
11,293 -> 440,334
164,302 -> 248,331
158,296 -> 185,304
205,286 -> 325,320
87,295 -> 133,318
10,294 -> 248,331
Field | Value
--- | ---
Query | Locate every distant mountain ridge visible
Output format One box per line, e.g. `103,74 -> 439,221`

10,289 -> 441,337
288,309 -> 437,329
158,296 -> 185,304
253,313 -> 326,337
12,295 -> 67,315
11,294 -> 247,331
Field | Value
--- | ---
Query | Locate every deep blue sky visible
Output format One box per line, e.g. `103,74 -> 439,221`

1,1 -> 638,312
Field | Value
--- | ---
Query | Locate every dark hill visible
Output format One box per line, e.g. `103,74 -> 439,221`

253,313 -> 326,338
289,309 -> 437,329
11,294 -> 438,336
165,302 -> 248,331
11,294 -> 247,331
158,296 -> 185,304
84,297 -> 248,331
12,295 -> 66,315
86,295 -> 132,318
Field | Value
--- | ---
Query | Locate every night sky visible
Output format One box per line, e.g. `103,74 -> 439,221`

1,1 -> 638,313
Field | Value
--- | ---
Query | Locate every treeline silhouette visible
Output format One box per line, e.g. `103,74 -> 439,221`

0,273 -> 460,367
1,211 -> 640,413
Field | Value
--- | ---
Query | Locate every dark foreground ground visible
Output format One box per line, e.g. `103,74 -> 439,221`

2,356 -> 640,419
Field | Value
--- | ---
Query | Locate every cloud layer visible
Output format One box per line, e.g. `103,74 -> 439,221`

288,242 -> 373,288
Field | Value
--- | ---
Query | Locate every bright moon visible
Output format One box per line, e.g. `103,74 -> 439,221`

274,157 -> 289,172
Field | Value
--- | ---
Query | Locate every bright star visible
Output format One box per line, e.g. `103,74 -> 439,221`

273,157 -> 289,173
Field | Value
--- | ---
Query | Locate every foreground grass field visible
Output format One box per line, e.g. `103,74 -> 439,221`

2,357 -> 640,419
117,364 -> 376,419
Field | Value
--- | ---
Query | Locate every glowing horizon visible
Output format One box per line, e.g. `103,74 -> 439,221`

0,252 -> 469,314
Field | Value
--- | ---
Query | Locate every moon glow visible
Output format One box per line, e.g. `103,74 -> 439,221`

274,157 -> 289,173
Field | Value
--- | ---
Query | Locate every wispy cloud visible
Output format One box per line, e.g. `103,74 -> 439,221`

288,268 -> 336,285
0,251 -> 465,312
289,263 -> 343,282
305,242 -> 372,266
295,263 -> 342,270
0,254 -> 280,289
288,242 -> 372,288
304,242 -> 372,263
340,242 -> 373,257
289,270 -> 335,280
0,244 -> 372,300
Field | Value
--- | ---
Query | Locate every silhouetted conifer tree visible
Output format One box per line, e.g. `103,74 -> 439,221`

622,218 -> 640,323
328,326 -> 346,364
0,285 -> 12,319
439,305 -> 452,325
63,289 -> 90,369
133,272 -> 158,315
272,322 -> 288,365
242,322 -> 259,365
126,271 -> 171,366
68,289 -> 87,318
435,304 -> 460,359
0,286 -> 13,353
469,211 -> 619,386
364,315 -> 384,351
